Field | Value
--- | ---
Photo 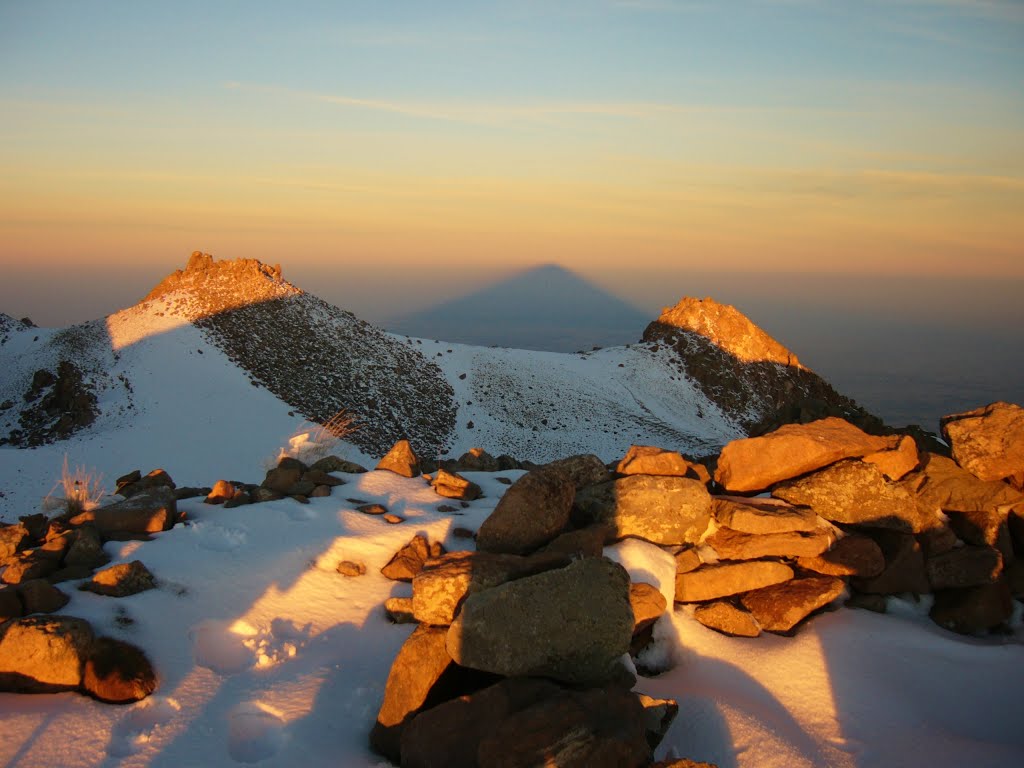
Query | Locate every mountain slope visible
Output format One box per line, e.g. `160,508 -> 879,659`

385,264 -> 652,352
2,252 -> 890,517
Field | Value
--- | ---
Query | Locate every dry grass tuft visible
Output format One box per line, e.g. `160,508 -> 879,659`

272,409 -> 360,467
44,455 -> 105,516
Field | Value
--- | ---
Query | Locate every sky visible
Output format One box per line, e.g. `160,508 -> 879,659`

0,0 -> 1022,328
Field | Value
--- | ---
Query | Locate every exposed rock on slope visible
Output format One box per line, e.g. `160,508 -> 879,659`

643,297 -> 880,433
144,253 -> 457,458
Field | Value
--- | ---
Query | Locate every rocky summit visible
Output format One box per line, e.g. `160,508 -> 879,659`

642,297 -> 880,433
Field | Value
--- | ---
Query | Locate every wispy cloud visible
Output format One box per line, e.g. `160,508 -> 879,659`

223,81 -> 856,127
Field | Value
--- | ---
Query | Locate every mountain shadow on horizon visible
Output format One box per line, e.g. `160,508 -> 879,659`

382,264 -> 652,352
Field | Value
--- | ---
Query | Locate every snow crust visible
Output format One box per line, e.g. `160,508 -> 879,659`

2,295 -> 1022,767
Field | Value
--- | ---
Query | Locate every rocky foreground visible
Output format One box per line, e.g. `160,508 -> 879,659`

1,401 -> 1022,767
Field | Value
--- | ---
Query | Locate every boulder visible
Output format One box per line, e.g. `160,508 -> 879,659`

712,496 -> 818,534
629,582 -> 667,636
0,615 -> 95,693
261,461 -> 304,494
82,636 -> 157,703
205,479 -> 239,504
930,581 -> 1013,634
1,551 -> 58,584
637,694 -> 680,751
714,417 -> 894,493
446,557 -> 634,686
477,685 -> 651,768
63,525 -> 108,569
0,522 -> 31,559
941,402 -> 1024,489
944,509 -> 1014,563
705,526 -> 833,561
908,453 -> 1024,521
851,531 -> 929,595
384,597 -> 416,624
431,469 -> 482,501
309,455 -> 367,474
456,447 -> 499,472
302,468 -> 345,487
369,625 -> 453,763
69,487 -> 177,535
400,677 -> 651,768
17,579 -> 69,614
543,453 -> 613,489
862,434 -> 920,481
773,460 -> 929,532
376,439 -> 420,478
115,469 -> 175,499
616,445 -> 700,479
381,536 -> 444,582
740,576 -> 845,633
796,535 -> 885,578
535,524 -> 609,559
675,547 -> 702,574
675,561 -> 794,603
693,601 -> 761,637
411,550 -> 570,626
476,468 -> 574,555
925,546 -> 1002,590
80,560 -> 156,597
574,475 -> 712,546
0,587 -> 23,621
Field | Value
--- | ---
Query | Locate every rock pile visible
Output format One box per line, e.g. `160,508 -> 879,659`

370,403 -> 1023,765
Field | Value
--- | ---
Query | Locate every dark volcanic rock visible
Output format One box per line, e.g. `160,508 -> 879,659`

476,468 -> 574,555
400,677 -> 651,768
447,557 -> 634,686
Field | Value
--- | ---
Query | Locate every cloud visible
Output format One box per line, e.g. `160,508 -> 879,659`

223,81 -> 855,127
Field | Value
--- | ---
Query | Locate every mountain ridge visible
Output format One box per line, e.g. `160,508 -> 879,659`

1,252 -> 881,491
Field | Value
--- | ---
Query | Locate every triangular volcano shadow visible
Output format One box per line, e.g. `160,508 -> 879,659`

383,264 -> 652,352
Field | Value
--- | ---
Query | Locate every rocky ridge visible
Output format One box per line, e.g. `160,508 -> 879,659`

140,252 -> 458,458
643,297 -> 882,434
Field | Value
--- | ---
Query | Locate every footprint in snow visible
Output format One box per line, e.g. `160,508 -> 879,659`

228,702 -> 286,763
190,521 -> 248,552
107,696 -> 181,757
191,619 -> 256,674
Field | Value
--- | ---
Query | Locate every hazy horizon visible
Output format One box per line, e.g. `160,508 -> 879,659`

2,1 -> 1021,431
2,258 -> 1020,431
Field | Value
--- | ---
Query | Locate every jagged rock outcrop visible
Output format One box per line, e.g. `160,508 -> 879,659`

642,297 -> 879,432
2,360 -> 99,447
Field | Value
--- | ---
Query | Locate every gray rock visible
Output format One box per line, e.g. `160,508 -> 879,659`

411,550 -> 570,626
476,468 -> 574,555
446,557 -> 633,686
